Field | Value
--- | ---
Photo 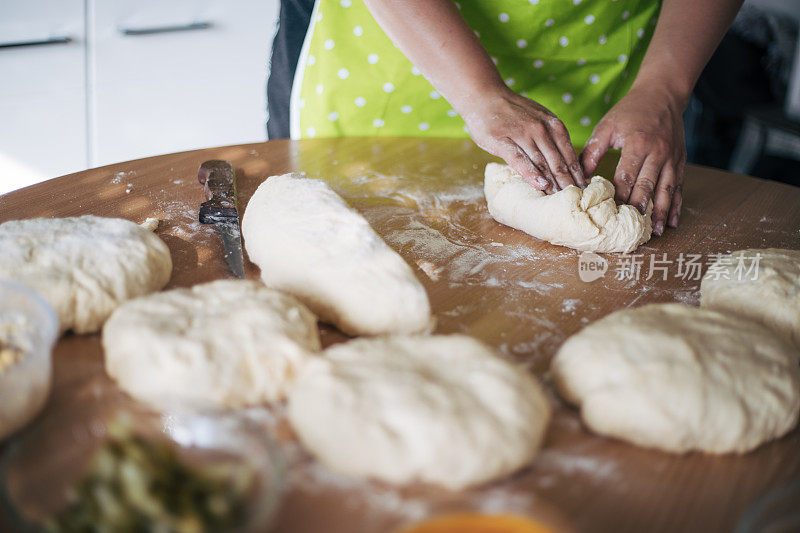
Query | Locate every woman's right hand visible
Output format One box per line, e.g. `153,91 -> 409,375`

361,1 -> 583,192
462,86 -> 586,192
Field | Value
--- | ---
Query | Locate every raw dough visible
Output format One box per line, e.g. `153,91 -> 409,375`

484,163 -> 652,253
242,173 -> 432,336
287,335 -> 551,489
0,282 -> 58,441
551,303 -> 800,453
701,248 -> 800,348
0,216 -> 172,334
103,280 -> 320,409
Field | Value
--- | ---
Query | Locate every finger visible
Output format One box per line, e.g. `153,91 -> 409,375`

532,128 -> 575,191
548,118 -> 586,187
496,138 -> 550,190
612,149 -> 646,204
651,164 -> 677,236
627,154 -> 664,215
668,160 -> 685,227
668,184 -> 683,227
581,123 -> 612,177
517,138 -> 557,192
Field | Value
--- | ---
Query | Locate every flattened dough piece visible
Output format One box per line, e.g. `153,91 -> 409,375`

551,304 -> 800,454
242,173 -> 432,336
0,216 -> 172,334
103,280 -> 320,409
484,163 -> 652,253
288,335 -> 551,489
702,248 -> 800,348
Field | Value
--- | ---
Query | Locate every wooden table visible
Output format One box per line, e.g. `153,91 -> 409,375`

1,138 -> 798,533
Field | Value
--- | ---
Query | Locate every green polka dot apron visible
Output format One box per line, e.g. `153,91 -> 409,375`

291,0 -> 661,147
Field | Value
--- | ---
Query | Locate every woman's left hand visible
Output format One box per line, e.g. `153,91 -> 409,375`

580,84 -> 688,237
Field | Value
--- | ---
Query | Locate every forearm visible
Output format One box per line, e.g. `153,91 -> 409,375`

632,0 -> 743,107
362,0 -> 505,112
364,0 -> 585,190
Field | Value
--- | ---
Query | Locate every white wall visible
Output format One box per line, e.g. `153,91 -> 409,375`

0,0 -> 279,196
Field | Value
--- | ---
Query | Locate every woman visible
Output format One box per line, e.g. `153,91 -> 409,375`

267,0 -> 742,235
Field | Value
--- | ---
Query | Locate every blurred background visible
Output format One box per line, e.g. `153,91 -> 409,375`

1,0 -> 799,195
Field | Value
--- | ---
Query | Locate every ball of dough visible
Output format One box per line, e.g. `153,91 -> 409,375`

103,280 -> 321,409
484,163 -> 652,253
551,303 -> 800,454
0,282 -> 58,441
242,173 -> 432,336
287,335 -> 551,489
701,248 -> 800,348
0,216 -> 172,334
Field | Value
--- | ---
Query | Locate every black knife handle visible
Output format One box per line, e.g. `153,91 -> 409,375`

198,160 -> 237,223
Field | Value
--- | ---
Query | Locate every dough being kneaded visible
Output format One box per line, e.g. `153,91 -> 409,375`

551,303 -> 800,454
701,248 -> 800,348
484,163 -> 652,253
288,335 -> 551,490
242,173 -> 432,336
0,216 -> 172,334
103,280 -> 320,409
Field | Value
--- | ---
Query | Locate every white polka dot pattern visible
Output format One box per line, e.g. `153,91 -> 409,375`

294,0 -> 660,143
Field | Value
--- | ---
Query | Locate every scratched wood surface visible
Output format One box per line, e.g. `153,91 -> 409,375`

0,138 -> 798,533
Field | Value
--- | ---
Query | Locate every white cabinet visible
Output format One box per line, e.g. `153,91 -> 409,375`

90,0 -> 278,166
0,0 -> 278,195
0,0 -> 87,194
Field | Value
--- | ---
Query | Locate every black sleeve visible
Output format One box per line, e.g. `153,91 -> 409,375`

266,0 -> 316,139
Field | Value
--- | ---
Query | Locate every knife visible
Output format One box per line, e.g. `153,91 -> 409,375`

197,159 -> 245,278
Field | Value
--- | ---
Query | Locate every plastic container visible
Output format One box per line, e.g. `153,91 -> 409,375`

735,478 -> 800,533
0,280 -> 58,441
0,391 -> 285,532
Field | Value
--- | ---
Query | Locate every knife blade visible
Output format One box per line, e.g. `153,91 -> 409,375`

197,159 -> 245,278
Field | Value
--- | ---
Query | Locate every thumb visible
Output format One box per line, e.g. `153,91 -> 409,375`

580,124 -> 612,177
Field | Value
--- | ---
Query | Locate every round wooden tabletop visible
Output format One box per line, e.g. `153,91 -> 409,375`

1,138 -> 799,533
